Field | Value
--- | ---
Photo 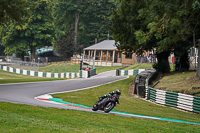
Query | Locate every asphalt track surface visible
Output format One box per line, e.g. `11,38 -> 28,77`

0,70 -> 200,125
0,72 -> 126,109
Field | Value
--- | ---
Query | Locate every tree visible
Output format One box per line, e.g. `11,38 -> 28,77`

110,0 -> 147,52
1,0 -> 55,61
111,0 -> 200,73
55,0 -> 90,52
80,0 -> 117,45
197,43 -> 200,78
193,1 -> 200,78
0,0 -> 31,26
54,29 -> 75,58
55,0 -> 117,53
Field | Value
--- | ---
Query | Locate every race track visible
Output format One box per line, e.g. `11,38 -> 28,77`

0,70 -> 199,125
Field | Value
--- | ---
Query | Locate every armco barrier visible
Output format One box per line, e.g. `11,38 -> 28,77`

116,69 -> 146,76
0,65 -> 95,79
134,69 -> 156,98
147,87 -> 200,113
132,68 -> 200,114
88,68 -> 96,78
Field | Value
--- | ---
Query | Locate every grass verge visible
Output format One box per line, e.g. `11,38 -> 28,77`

0,70 -> 63,84
39,62 -> 122,74
124,63 -> 175,71
154,71 -> 200,96
0,101 -> 199,132
39,62 -> 80,73
52,76 -> 200,124
124,63 -> 153,70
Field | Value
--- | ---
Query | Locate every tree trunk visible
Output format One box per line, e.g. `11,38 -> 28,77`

30,45 -> 36,62
175,50 -> 189,72
197,46 -> 200,78
154,51 -> 170,73
74,11 -> 80,52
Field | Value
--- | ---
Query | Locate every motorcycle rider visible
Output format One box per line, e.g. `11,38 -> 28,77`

98,89 -> 121,103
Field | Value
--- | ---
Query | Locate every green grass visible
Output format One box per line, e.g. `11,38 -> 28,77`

39,62 -> 80,73
0,101 -> 199,132
154,71 -> 200,96
124,63 -> 153,70
53,76 -> 200,124
0,70 -> 63,84
124,63 -> 175,71
0,64 -> 200,132
94,66 -> 122,74
39,62 -> 122,74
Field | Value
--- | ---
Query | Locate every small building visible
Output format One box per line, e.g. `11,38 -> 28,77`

82,40 -> 136,66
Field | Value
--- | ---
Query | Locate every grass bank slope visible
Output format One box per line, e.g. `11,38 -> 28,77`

39,62 -> 122,74
155,71 -> 200,96
0,70 -> 63,84
53,77 -> 200,124
0,101 -> 199,132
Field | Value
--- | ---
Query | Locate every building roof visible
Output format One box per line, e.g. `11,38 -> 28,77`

84,40 -> 118,50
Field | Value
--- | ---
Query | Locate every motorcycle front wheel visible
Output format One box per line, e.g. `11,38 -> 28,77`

92,103 -> 98,111
104,102 -> 115,113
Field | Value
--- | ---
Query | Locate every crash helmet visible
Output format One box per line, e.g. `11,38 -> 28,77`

116,89 -> 121,95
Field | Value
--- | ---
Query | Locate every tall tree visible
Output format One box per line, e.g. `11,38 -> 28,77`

55,0 -> 117,53
111,0 -> 200,73
1,0 -> 55,61
54,29 -> 75,58
0,0 -> 31,26
81,0 -> 117,45
193,1 -> 200,78
55,0 -> 90,52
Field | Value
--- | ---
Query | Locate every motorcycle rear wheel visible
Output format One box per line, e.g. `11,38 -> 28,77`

104,102 -> 115,113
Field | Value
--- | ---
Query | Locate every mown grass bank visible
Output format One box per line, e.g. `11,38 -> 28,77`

39,62 -> 122,74
53,76 -> 200,124
124,63 -> 175,71
124,63 -> 153,70
0,70 -> 63,84
154,71 -> 200,96
0,101 -> 199,132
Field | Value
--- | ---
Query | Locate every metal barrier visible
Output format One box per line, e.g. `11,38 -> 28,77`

133,68 -> 200,113
88,68 -> 96,78
116,69 -> 146,76
0,64 -> 96,79
147,87 -> 200,113
134,69 -> 156,98
136,57 -> 157,63
9,60 -> 40,71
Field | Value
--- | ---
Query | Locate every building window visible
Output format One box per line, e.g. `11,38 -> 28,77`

119,52 -> 121,58
125,53 -> 132,59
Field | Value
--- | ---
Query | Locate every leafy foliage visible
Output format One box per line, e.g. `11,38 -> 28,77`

55,0 -> 117,52
54,29 -> 74,58
1,0 -> 55,61
0,0 -> 31,26
111,0 -> 200,73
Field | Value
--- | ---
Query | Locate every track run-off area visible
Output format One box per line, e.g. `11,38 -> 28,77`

0,70 -> 200,126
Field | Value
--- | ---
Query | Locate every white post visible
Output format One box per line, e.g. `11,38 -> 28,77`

93,57 -> 95,69
94,50 -> 96,59
112,50 -> 115,66
83,50 -> 85,60
101,50 -> 103,66
106,50 -> 108,66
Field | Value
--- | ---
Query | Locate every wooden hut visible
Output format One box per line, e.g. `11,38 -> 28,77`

82,40 -> 136,66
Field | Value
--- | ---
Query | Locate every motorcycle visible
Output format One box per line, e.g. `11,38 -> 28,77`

92,95 -> 119,113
